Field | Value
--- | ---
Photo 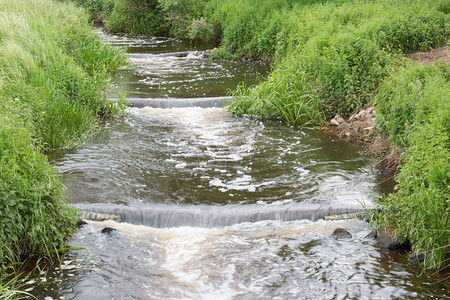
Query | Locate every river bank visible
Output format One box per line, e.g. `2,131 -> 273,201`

0,0 -> 127,296
2,2 -> 447,295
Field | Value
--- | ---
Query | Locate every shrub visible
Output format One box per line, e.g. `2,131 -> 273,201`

63,0 -> 168,35
375,62 -> 450,147
437,0 -> 450,15
209,47 -> 240,61
375,12 -> 449,54
188,17 -> 217,42
106,0 -> 167,34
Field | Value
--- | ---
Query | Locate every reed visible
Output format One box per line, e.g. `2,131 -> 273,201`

0,263 -> 35,300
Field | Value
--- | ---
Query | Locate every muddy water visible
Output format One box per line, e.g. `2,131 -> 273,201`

30,33 -> 449,299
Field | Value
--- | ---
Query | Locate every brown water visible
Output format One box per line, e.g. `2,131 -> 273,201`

28,32 -> 449,299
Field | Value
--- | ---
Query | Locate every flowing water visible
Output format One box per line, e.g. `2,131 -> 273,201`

30,32 -> 449,299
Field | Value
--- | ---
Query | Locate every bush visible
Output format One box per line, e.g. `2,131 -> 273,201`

63,0 -> 168,35
187,17 -> 217,42
375,62 -> 450,147
437,0 -> 450,15
375,12 -> 449,54
209,47 -> 240,61
106,0 -> 167,34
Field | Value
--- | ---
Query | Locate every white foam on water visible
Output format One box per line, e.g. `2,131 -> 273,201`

209,175 -> 275,192
81,218 -> 378,299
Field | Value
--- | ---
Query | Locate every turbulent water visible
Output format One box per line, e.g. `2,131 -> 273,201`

58,107 -> 384,207
30,32 -> 449,299
103,32 -> 267,99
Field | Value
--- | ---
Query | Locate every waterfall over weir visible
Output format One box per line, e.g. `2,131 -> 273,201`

75,203 -> 371,228
126,96 -> 231,108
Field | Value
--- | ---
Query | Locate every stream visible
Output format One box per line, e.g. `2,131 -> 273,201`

30,32 -> 449,299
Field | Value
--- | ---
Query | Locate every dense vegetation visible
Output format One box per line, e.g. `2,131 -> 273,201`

374,63 -> 449,270
0,0 -> 126,278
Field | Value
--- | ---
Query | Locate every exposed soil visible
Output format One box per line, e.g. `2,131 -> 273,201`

324,103 -> 401,176
408,46 -> 449,66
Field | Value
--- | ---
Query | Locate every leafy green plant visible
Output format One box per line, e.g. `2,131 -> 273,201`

106,0 -> 167,34
375,62 -> 450,147
229,33 -> 391,123
373,62 -> 449,270
375,12 -> 449,54
209,47 -> 240,61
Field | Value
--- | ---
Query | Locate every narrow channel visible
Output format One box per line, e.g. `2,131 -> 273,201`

31,31 -> 448,299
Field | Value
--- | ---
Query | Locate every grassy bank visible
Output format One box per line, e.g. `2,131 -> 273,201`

70,0 -> 448,123
374,62 -> 449,270
226,0 -> 448,122
0,0 -> 126,274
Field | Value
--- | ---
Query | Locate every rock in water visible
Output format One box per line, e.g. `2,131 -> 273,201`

101,227 -> 117,235
377,228 -> 410,250
408,253 -> 425,264
364,230 -> 377,240
331,228 -> 352,240
76,218 -> 87,228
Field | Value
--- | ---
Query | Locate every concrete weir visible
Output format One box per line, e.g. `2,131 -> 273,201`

74,203 -> 372,228
126,96 -> 232,108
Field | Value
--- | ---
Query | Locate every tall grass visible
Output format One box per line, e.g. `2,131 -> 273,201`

226,0 -> 448,123
0,263 -> 36,299
373,62 -> 449,270
0,0 -> 126,277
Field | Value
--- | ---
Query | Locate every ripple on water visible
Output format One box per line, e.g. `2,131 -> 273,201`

55,107 -> 381,206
